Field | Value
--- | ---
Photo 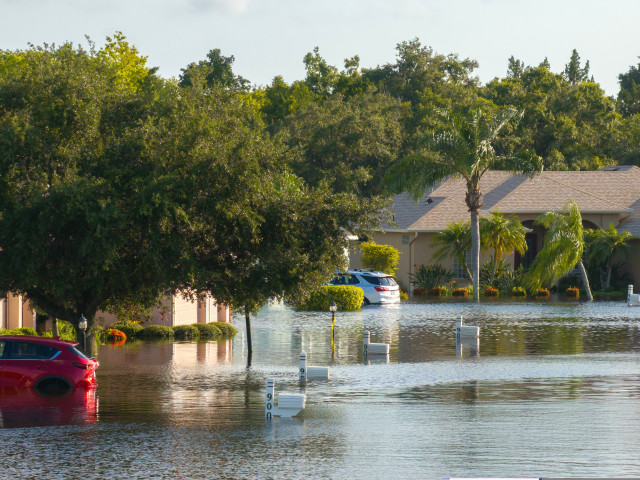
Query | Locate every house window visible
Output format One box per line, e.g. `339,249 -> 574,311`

402,235 -> 410,245
452,249 -> 472,278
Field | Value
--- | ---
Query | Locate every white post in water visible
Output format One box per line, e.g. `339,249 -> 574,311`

265,378 -> 275,420
456,315 -> 479,338
299,352 -> 307,381
363,330 -> 390,355
628,285 -> 640,306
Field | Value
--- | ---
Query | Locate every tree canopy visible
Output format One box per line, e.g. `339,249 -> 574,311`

0,37 -> 384,354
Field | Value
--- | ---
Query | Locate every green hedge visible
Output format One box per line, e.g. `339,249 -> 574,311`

0,327 -> 38,336
172,324 -> 200,339
138,325 -> 175,339
211,322 -> 238,337
297,285 -> 364,311
593,290 -> 626,301
192,323 -> 222,338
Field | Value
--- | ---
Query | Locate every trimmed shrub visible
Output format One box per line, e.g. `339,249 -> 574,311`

512,286 -> 526,297
360,241 -> 400,276
452,287 -> 470,297
536,288 -> 551,298
297,285 -> 364,311
593,290 -> 626,301
211,322 -> 237,337
112,321 -> 143,340
399,290 -> 409,301
428,286 -> 449,296
101,328 -> 127,342
138,325 -> 174,339
192,323 -> 222,338
15,327 -> 38,336
173,325 -> 201,340
566,287 -> 580,298
483,287 -> 499,297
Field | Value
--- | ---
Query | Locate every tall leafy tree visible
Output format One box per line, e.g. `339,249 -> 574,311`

480,212 -> 527,267
523,202 -> 593,300
282,91 -> 406,197
386,106 -> 542,300
585,224 -> 636,289
617,59 -> 640,117
363,38 -> 478,106
564,49 -> 591,86
179,48 -> 249,91
482,61 -> 618,171
0,38 -> 384,357
430,220 -> 472,279
0,39 -> 166,353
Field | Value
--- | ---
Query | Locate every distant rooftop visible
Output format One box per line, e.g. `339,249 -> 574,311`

382,166 -> 640,234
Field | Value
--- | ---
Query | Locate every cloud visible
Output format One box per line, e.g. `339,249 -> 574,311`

189,0 -> 250,14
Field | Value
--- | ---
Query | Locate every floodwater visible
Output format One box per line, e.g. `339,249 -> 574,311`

2,299 -> 640,479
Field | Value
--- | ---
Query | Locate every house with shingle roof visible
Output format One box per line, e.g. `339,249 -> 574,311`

351,166 -> 640,292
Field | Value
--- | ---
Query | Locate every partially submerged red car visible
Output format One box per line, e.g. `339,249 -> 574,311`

0,336 -> 98,393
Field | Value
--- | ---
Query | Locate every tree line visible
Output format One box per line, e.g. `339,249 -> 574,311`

2,34 -> 640,351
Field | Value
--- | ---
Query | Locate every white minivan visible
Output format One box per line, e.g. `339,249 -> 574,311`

329,270 -> 400,305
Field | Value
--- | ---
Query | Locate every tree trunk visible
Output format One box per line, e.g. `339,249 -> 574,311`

75,316 -> 98,357
50,316 -> 58,337
463,262 -> 472,283
470,208 -> 480,301
605,262 -> 612,290
577,260 -> 593,301
245,305 -> 253,356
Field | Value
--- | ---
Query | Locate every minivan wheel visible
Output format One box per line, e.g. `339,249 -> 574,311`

34,377 -> 72,396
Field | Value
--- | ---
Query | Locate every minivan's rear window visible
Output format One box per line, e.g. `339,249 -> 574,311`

361,275 -> 397,286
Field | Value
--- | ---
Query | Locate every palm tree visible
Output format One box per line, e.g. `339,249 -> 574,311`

386,107 -> 542,300
430,220 -> 472,279
585,224 -> 636,290
524,201 -> 593,301
480,211 -> 527,274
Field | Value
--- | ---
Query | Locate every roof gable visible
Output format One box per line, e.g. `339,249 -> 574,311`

391,167 -> 640,232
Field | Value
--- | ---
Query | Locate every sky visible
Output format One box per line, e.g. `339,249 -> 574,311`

1,0 -> 639,96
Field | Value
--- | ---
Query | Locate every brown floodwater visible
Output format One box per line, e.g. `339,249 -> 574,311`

1,300 -> 640,479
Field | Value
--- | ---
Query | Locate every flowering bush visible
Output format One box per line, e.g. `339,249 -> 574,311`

483,287 -> 499,297
536,288 -> 551,298
400,290 -> 409,301
511,286 -> 526,297
102,328 -> 127,342
566,287 -> 580,298
428,286 -> 449,296
452,287 -> 470,297
413,287 -> 426,297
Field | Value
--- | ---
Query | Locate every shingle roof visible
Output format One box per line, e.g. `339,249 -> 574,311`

384,166 -> 640,234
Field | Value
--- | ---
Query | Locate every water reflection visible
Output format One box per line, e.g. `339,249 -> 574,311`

457,337 -> 480,358
0,387 -> 97,428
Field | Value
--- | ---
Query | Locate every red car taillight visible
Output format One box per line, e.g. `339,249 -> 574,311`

374,286 -> 389,291
73,362 -> 91,370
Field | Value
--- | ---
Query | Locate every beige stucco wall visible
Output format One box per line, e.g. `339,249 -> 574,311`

351,231 -> 499,293
0,297 -> 5,329
0,294 -> 36,330
94,293 -> 231,327
7,293 -> 22,330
